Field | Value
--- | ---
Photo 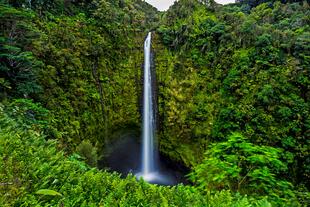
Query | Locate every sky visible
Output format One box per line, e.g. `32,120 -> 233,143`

145,0 -> 235,11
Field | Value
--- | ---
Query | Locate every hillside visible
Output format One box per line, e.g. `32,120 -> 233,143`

0,0 -> 309,206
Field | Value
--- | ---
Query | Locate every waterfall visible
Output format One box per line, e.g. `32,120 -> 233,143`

136,32 -> 171,184
141,32 -> 156,176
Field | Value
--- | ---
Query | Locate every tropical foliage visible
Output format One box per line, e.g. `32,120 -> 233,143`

0,102 -> 270,206
0,0 -> 309,206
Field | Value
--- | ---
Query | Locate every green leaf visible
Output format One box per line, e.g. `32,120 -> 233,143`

36,189 -> 62,197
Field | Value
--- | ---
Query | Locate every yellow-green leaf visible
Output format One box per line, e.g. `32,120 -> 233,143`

36,189 -> 62,196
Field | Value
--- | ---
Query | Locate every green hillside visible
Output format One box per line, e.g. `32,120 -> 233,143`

0,0 -> 309,206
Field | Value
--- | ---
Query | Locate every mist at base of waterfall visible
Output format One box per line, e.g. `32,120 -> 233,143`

99,132 -> 188,186
135,171 -> 177,185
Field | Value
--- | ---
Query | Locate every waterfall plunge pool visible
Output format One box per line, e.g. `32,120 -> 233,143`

98,130 -> 189,186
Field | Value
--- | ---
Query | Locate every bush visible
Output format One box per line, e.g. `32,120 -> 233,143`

76,139 -> 98,167
189,133 -> 299,206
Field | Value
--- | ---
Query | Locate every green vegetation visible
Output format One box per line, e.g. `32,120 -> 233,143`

156,1 -> 309,205
189,133 -> 297,205
0,102 -> 270,206
0,0 -> 309,206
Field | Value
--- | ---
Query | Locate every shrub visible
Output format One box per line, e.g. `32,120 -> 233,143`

189,133 -> 299,206
76,139 -> 98,167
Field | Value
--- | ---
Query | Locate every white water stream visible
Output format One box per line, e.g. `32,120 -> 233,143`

136,32 -> 162,182
142,32 -> 155,175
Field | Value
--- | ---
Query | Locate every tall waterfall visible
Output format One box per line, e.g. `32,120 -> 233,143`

136,32 -> 172,184
141,32 -> 156,177
103,32 -> 186,185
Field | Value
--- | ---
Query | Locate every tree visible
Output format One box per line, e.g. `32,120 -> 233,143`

0,4 -> 42,99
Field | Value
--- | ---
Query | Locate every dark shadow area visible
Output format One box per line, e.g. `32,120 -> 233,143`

98,130 -> 190,185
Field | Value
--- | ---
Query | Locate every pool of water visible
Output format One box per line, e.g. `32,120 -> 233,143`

98,131 -> 189,185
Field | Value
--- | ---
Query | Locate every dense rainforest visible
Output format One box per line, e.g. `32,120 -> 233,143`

0,0 -> 309,206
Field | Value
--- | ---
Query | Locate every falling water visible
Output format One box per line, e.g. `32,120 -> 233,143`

136,32 -> 173,184
141,32 -> 156,177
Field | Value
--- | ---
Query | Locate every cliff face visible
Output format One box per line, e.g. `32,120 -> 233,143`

0,0 -> 161,150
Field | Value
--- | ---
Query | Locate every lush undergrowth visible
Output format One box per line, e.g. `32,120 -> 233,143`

0,102 -> 271,206
0,0 -> 309,206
